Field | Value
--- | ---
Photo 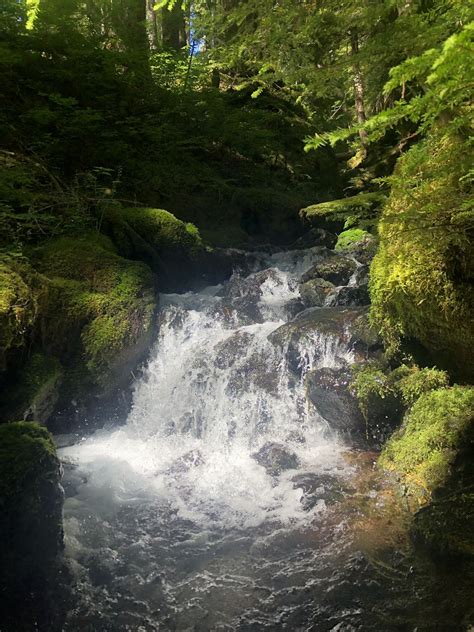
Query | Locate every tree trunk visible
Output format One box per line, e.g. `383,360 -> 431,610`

146,0 -> 159,50
349,27 -> 368,147
161,3 -> 187,51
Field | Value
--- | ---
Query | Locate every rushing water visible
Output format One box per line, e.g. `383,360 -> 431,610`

57,247 -> 473,631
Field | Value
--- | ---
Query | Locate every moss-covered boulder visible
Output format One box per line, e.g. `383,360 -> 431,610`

102,206 -> 214,291
0,260 -> 47,372
32,232 -> 156,405
369,131 -> 474,381
302,254 -> 357,286
0,422 -> 63,589
379,386 -> 474,502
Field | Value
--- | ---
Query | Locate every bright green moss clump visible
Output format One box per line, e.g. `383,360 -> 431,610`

379,386 -> 474,500
335,228 -> 371,251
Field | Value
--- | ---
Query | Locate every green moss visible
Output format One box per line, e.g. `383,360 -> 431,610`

335,228 -> 371,251
412,492 -> 474,559
105,206 -> 204,259
300,192 -> 385,229
33,233 -> 156,394
369,131 -> 474,380
0,260 -> 46,370
379,386 -> 474,499
0,421 -> 58,499
394,365 -> 449,408
351,362 -> 395,421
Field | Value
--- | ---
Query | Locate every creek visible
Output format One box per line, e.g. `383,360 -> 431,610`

57,246 -> 468,631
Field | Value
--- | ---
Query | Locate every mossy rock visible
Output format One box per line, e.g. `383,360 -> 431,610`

300,192 -> 386,231
102,206 -> 209,291
1,353 -> 63,423
412,492 -> 474,560
302,254 -> 357,286
369,131 -> 474,381
33,233 -> 157,401
335,229 -> 378,264
0,422 -> 63,586
0,259 -> 48,372
379,386 -> 474,501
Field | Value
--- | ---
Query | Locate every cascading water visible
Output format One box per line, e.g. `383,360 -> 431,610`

57,246 -> 460,630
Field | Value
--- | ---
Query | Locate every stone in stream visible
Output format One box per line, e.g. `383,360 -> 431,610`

299,278 -> 335,308
330,284 -> 370,307
302,254 -> 357,286
167,450 -> 204,475
305,366 -> 366,444
291,473 -> 348,510
268,306 -> 372,375
289,228 -> 337,250
252,442 -> 300,476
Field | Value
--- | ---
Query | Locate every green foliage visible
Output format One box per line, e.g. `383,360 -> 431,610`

379,386 -> 474,499
0,421 -> 58,499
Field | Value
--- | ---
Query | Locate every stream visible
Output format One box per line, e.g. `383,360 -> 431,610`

57,246 -> 472,631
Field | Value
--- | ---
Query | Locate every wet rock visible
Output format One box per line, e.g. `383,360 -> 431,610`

302,254 -> 357,286
299,278 -> 335,308
167,450 -> 204,475
331,285 -> 370,307
291,473 -> 347,510
268,307 -> 369,375
252,442 -> 300,475
290,228 -> 337,250
305,367 -> 365,444
221,268 -> 281,300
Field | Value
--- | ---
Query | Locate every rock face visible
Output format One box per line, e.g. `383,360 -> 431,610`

252,442 -> 300,475
306,367 -> 365,444
0,422 -> 63,608
290,228 -> 337,250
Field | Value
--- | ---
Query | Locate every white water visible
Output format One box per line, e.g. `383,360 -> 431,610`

61,249 -> 354,533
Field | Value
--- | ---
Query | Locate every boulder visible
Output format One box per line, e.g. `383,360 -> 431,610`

289,228 -> 337,250
299,278 -> 335,308
306,366 -> 365,444
302,254 -> 357,286
330,285 -> 370,307
252,442 -> 300,475
0,422 -> 63,603
269,307 -> 369,374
